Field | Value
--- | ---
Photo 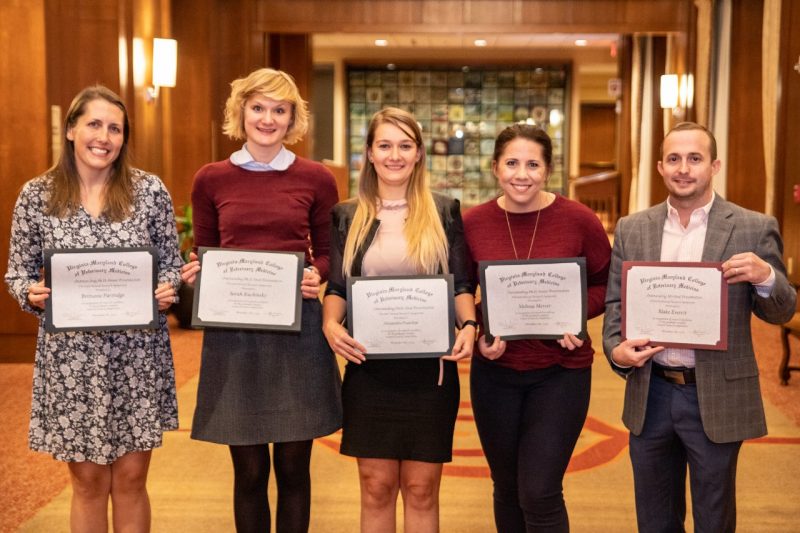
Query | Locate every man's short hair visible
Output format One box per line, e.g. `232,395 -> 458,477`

660,121 -> 718,161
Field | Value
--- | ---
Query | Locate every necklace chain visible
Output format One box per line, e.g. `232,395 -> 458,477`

503,194 -> 543,260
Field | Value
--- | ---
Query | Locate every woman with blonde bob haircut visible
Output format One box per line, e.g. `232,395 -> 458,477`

323,107 -> 476,532
222,68 -> 309,145
182,68 -> 342,532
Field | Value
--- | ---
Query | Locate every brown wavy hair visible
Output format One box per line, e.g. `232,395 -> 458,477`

46,85 -> 133,222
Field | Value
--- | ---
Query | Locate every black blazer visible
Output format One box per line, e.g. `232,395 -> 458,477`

325,192 -> 473,299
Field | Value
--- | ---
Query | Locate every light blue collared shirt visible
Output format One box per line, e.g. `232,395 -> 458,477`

230,144 -> 296,171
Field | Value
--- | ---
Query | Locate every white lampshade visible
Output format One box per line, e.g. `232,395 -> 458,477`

152,38 -> 177,88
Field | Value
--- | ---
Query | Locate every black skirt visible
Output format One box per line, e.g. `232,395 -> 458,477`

340,357 -> 459,463
191,299 -> 342,445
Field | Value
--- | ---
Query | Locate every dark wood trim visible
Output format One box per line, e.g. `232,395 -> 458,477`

725,0 -> 765,213
775,0 -> 800,283
649,36 -> 667,208
251,0 -> 691,34
616,35 -> 633,218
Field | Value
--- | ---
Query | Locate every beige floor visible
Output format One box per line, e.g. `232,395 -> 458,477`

15,316 -> 800,532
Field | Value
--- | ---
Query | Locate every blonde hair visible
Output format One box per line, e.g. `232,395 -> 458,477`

342,107 -> 449,276
46,85 -> 134,222
222,68 -> 309,145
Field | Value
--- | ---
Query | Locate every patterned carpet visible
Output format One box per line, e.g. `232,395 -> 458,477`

2,314 -> 799,532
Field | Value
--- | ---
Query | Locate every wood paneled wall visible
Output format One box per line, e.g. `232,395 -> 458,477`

649,37 -> 668,207
0,0 -> 49,356
0,0 -> 172,359
776,0 -> 800,284
252,0 -> 691,33
725,0 -> 766,213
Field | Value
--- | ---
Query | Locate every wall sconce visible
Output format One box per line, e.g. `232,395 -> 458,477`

146,38 -> 177,102
660,74 -> 679,109
660,73 -> 693,118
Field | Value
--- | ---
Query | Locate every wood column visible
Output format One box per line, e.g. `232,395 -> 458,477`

775,0 -> 800,284
725,0 -> 765,212
266,33 -> 313,158
0,0 -> 49,359
616,35 -> 633,217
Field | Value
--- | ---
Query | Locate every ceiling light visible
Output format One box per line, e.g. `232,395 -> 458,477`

474,39 -> 487,47
575,39 -> 588,47
374,39 -> 388,47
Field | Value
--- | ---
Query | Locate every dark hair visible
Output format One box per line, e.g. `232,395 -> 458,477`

660,121 -> 718,161
47,85 -> 133,221
492,123 -> 553,171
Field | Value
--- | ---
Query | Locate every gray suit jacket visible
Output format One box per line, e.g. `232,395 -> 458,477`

602,196 -> 796,443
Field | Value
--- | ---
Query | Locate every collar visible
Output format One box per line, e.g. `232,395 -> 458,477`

666,192 -> 715,223
229,144 -> 296,171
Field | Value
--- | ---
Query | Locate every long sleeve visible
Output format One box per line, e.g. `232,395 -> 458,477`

190,165 -> 221,249
325,203 -> 349,299
146,176 -> 183,289
5,179 -> 47,316
307,166 -> 339,281
601,219 -> 629,375
582,209 -> 612,320
443,197 -> 474,296
750,215 -> 796,323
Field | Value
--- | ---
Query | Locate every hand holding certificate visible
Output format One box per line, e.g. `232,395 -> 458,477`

347,275 -> 455,359
191,247 -> 304,331
622,262 -> 728,350
479,258 -> 588,341
44,247 -> 158,332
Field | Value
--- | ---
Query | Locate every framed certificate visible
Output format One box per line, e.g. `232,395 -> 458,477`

191,247 -> 304,331
622,261 -> 728,350
44,247 -> 158,332
479,258 -> 587,341
346,275 -> 455,359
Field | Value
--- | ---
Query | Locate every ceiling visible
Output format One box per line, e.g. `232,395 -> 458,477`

313,32 -> 619,50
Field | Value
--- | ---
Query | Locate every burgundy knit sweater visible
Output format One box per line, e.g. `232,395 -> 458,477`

191,158 -> 339,280
463,195 -> 611,370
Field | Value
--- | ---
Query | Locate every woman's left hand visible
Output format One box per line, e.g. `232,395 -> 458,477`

557,333 -> 584,351
155,282 -> 178,311
301,267 -> 321,299
442,324 -> 476,361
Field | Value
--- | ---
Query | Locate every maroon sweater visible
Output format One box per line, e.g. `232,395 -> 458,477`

463,195 -> 611,370
191,158 -> 339,280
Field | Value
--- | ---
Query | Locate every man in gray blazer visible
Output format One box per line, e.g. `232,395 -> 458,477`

603,122 -> 796,532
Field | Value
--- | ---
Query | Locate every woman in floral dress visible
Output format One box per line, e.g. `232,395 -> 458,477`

5,85 -> 182,531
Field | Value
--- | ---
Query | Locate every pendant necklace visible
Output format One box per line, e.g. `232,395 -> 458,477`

503,194 -> 543,260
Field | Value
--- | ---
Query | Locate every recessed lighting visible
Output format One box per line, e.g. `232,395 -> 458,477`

374,39 -> 388,47
386,63 -> 396,70
474,39 -> 487,47
575,39 -> 588,47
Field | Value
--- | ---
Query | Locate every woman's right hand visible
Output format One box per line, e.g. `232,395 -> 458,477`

323,320 -> 367,364
478,334 -> 506,360
181,251 -> 200,286
27,280 -> 51,310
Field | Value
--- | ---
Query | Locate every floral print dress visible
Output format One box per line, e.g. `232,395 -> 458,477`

5,170 -> 182,464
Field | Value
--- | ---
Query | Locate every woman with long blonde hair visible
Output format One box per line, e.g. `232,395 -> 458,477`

322,107 -> 476,532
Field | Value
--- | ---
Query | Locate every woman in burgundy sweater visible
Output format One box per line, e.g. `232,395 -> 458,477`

181,69 -> 341,532
462,124 -> 611,532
